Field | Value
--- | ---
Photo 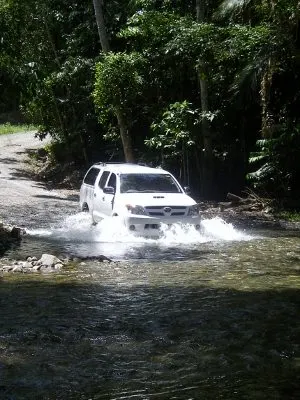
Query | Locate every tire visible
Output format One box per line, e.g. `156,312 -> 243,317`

91,210 -> 98,225
82,203 -> 89,212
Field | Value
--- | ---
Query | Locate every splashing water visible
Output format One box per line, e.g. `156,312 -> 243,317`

27,213 -> 251,242
200,217 -> 252,241
15,212 -> 253,261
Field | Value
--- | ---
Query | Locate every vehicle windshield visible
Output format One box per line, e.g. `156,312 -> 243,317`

120,173 -> 182,193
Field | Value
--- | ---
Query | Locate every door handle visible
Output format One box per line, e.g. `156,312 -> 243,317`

94,193 -> 96,197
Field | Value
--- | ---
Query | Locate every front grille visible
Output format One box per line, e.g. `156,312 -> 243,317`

149,212 -> 164,216
145,206 -> 187,216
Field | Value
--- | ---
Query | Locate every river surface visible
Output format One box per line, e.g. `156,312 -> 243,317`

1,214 -> 300,399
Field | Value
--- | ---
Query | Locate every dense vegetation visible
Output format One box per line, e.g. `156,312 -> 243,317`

0,0 -> 299,203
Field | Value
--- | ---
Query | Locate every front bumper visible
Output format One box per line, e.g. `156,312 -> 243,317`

122,214 -> 201,234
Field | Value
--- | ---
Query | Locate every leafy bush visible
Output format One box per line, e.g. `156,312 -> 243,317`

247,123 -> 300,203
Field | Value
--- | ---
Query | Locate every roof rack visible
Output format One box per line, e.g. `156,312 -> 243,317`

95,161 -> 128,166
94,162 -> 150,167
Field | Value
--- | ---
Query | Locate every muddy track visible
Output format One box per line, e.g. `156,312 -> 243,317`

0,132 -> 79,229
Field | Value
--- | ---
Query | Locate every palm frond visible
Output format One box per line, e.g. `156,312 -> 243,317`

247,163 -> 274,180
249,153 -> 266,163
256,139 -> 270,146
230,43 -> 274,102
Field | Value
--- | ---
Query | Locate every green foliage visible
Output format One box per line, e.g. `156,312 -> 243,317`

43,141 -> 66,163
247,124 -> 300,198
24,55 -> 100,160
93,52 -> 147,128
165,21 -> 221,60
1,0 -> 300,201
129,0 -> 194,15
146,101 -> 198,156
0,0 -> 108,162
275,210 -> 300,221
120,11 -> 184,54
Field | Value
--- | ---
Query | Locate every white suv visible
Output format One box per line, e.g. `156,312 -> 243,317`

80,162 -> 200,234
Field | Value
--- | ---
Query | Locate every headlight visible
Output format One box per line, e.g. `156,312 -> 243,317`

187,204 -> 199,216
126,204 -> 147,215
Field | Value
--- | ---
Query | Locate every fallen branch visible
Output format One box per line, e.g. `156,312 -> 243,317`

219,190 -> 273,212
227,192 -> 251,204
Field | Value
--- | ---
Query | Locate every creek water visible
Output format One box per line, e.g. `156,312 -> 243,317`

1,214 -> 300,399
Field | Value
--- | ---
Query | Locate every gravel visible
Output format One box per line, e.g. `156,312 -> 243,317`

0,131 -> 79,229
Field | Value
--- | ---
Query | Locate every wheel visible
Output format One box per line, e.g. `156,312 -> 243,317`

91,211 -> 98,225
81,203 -> 89,212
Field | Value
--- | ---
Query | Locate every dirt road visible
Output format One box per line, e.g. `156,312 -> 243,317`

0,131 -> 79,228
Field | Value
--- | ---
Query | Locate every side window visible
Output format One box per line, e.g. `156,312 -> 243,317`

84,168 -> 100,186
99,170 -> 110,189
107,173 -> 116,190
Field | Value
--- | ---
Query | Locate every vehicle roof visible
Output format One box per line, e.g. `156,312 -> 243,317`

92,162 -> 169,174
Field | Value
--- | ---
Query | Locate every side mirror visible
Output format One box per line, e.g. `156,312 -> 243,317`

103,186 -> 115,194
184,186 -> 191,195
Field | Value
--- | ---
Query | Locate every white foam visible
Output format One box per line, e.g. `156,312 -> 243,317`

26,213 -> 251,244
200,217 -> 251,241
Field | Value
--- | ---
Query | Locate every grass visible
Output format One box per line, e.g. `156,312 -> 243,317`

274,210 -> 300,221
0,122 -> 37,135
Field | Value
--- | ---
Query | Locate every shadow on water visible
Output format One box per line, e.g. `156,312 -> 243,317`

0,276 -> 299,400
0,238 -> 21,258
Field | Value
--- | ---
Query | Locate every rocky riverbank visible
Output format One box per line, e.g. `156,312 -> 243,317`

0,220 -> 115,273
0,222 -> 25,254
0,250 -> 114,274
0,253 -> 65,273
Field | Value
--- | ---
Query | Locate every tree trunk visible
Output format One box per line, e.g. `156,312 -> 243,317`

260,58 -> 274,138
196,0 -> 214,199
92,0 -> 110,53
199,64 -> 213,190
115,106 -> 135,162
196,0 -> 205,21
92,0 -> 135,162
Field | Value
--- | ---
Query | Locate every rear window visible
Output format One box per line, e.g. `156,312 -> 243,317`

120,173 -> 181,193
99,171 -> 110,189
83,167 -> 100,186
107,173 -> 117,190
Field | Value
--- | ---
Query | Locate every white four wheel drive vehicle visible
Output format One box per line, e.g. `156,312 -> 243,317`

79,162 -> 200,235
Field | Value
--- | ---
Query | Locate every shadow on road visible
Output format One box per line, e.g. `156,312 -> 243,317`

0,157 -> 20,164
34,193 -> 78,202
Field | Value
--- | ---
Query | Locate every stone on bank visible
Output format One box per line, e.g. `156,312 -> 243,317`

0,253 -> 65,273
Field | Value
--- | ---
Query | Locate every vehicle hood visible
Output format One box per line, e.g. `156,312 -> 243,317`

116,193 -> 197,207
